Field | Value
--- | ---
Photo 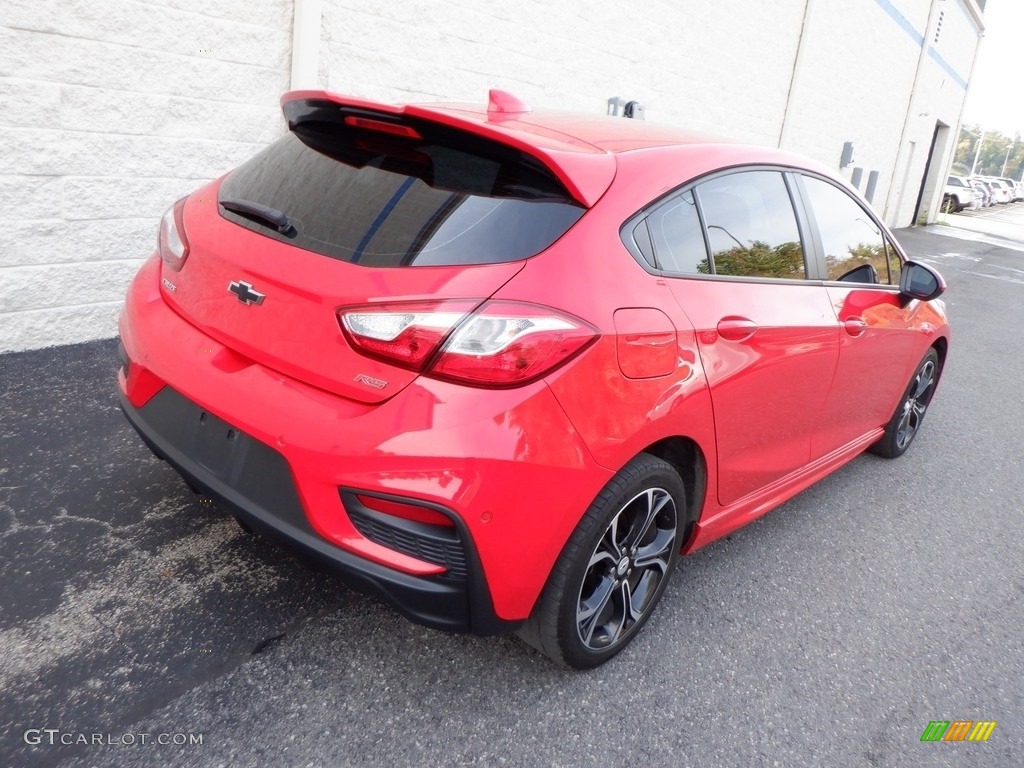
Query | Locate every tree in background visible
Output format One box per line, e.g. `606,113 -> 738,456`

952,124 -> 1024,179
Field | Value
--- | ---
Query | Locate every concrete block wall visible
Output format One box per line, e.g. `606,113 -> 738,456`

0,0 -> 293,352
912,0 -> 984,225
321,0 -> 809,145
321,0 -> 980,231
0,0 -> 982,352
782,0 -> 925,217
787,0 -> 981,228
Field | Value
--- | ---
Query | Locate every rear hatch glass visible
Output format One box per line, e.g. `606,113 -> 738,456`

164,106 -> 586,404
217,108 -> 585,266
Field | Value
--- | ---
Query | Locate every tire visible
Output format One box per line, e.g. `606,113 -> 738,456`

517,453 -> 685,669
869,348 -> 940,459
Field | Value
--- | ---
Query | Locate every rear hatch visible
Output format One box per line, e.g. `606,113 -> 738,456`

162,94 -> 609,404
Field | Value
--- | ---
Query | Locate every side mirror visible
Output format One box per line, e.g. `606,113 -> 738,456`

899,261 -> 945,302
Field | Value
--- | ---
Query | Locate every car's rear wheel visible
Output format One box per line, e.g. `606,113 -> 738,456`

518,453 -> 685,668
869,348 -> 940,459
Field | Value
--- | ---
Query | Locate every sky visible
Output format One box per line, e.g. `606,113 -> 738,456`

961,0 -> 1024,137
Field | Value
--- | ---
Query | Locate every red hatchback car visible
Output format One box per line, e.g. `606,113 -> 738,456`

118,89 -> 949,668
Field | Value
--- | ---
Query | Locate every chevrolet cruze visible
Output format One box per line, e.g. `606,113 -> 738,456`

117,89 -> 949,668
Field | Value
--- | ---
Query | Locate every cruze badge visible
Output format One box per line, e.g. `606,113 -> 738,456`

228,280 -> 265,306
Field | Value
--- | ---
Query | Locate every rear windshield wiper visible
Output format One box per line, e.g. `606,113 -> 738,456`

219,197 -> 296,235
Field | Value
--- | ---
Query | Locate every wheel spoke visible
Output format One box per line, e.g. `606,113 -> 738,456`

605,511 -> 625,559
633,528 -> 675,572
628,571 -> 658,619
577,575 -> 615,644
607,580 -> 633,644
896,402 -> 916,448
914,362 -> 935,399
898,405 -> 912,430
626,489 -> 670,551
588,549 -> 617,571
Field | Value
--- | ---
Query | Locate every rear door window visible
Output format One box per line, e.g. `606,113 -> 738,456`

218,121 -> 585,267
694,171 -> 807,279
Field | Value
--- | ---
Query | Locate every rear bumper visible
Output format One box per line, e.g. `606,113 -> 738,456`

117,256 -> 611,629
120,385 -> 513,635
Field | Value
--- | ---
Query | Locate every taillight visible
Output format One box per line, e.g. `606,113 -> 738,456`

158,197 -> 189,271
338,300 -> 598,387
339,299 -> 478,369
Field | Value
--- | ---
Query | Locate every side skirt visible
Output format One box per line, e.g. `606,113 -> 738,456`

682,428 -> 884,552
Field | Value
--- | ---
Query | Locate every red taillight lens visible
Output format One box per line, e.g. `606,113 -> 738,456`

338,300 -> 598,387
343,115 -> 423,139
338,300 -> 477,370
158,197 -> 189,271
432,301 -> 598,386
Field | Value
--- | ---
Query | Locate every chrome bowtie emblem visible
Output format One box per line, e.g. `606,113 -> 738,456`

228,280 -> 265,306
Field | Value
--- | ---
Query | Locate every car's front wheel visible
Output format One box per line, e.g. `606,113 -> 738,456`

518,453 -> 685,668
870,348 -> 940,459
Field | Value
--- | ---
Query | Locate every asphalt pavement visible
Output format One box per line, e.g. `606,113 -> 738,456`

2,209 -> 1023,767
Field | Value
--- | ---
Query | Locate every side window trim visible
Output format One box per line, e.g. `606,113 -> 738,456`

785,172 -> 827,281
688,187 -> 716,275
883,235 -> 904,285
631,218 -> 657,268
618,164 -> 830,286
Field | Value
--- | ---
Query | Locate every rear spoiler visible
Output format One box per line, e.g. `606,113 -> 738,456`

280,90 -> 616,207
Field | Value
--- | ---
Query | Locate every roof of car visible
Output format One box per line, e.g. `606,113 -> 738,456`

283,89 -> 718,153
419,104 -> 723,153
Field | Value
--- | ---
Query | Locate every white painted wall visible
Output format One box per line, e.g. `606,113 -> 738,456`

320,0 -> 809,144
0,0 -> 982,352
0,0 -> 292,353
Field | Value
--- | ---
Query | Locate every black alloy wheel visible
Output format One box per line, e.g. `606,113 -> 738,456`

870,348 -> 940,458
518,453 -> 685,669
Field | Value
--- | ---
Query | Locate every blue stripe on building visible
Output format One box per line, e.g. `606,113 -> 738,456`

871,0 -> 969,90
927,47 -> 969,89
873,0 -> 925,46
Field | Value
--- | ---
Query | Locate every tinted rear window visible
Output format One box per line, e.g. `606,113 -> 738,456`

218,118 -> 585,267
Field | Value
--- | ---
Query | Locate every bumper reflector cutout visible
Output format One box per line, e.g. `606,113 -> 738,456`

343,492 -> 468,580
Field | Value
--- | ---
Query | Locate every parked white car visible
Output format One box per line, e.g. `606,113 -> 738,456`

980,177 -> 1012,204
996,177 -> 1024,202
943,175 -> 980,212
970,179 -> 993,207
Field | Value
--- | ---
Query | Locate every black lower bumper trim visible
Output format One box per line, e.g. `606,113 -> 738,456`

119,387 -> 519,636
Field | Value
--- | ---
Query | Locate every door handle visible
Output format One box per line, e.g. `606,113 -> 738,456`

843,318 -> 868,337
716,317 -> 758,341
